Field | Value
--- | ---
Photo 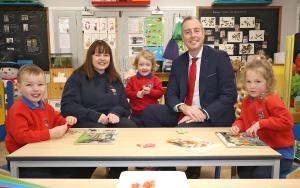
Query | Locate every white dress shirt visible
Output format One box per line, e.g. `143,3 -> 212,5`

173,48 -> 210,119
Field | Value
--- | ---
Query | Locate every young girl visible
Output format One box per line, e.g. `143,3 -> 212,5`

125,50 -> 164,126
229,55 -> 295,178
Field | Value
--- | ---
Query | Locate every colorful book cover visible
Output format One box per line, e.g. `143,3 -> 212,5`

216,132 -> 267,148
74,129 -> 117,144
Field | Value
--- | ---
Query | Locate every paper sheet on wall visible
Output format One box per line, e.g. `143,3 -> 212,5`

59,33 -> 70,50
91,33 -> 100,42
108,34 -> 116,49
58,17 -> 70,33
99,18 -> 108,33
100,33 -> 108,41
83,18 -> 99,33
128,34 -> 144,45
83,34 -> 92,49
107,18 -> 116,34
91,18 -> 100,33
128,17 -> 141,34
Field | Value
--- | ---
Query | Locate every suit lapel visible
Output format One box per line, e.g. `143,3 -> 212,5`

199,46 -> 209,99
180,53 -> 189,100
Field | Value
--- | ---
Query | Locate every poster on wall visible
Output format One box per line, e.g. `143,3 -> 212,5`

144,16 -> 163,47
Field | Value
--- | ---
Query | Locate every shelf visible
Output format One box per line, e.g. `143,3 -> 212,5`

91,0 -> 150,7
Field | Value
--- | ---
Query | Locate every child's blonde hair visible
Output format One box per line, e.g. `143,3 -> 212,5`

17,64 -> 45,83
133,50 -> 158,73
242,55 -> 276,97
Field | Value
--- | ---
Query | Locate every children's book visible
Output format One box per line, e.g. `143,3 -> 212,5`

166,138 -> 213,148
75,129 -> 117,144
216,132 -> 267,148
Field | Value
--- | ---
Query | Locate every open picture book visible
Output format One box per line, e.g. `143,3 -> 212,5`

75,129 -> 117,144
216,132 -> 267,148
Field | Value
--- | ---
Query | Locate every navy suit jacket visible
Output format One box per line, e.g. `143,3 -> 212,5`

166,45 -> 237,126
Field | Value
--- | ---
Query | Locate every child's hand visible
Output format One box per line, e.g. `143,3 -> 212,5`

49,124 -> 68,139
98,114 -> 108,125
142,86 -> 151,94
107,113 -> 120,124
65,116 -> 77,126
137,90 -> 144,98
246,122 -> 260,137
229,126 -> 240,136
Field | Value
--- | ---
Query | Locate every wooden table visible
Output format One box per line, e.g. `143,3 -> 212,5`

22,179 -> 300,188
7,128 -> 281,178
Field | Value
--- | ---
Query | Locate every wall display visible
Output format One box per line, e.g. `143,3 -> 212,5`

128,15 -> 163,61
0,7 -> 50,71
58,17 -> 70,53
82,17 -> 117,50
197,6 -> 281,61
128,17 -> 145,56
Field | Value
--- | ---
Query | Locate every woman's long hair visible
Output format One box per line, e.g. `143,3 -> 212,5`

76,40 -> 121,84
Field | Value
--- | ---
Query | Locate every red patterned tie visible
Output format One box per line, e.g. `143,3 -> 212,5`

178,57 -> 198,121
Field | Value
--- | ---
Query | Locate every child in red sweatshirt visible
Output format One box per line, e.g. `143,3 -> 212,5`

4,64 -> 95,178
125,50 -> 164,126
229,56 -> 294,178
5,64 -> 77,153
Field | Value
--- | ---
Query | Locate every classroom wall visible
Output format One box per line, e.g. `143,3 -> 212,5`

40,0 -> 300,51
271,0 -> 300,51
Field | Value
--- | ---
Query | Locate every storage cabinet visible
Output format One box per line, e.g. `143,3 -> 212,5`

47,83 -> 65,99
47,68 -> 73,99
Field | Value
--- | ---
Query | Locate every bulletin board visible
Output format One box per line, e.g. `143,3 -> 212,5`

197,6 -> 281,61
0,6 -> 50,71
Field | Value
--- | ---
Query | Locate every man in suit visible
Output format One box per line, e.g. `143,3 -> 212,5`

143,16 -> 237,178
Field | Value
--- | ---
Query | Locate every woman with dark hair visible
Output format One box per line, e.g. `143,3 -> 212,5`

61,40 -> 136,178
61,40 -> 136,128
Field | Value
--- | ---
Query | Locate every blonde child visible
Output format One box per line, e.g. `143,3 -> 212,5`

229,56 -> 294,178
4,64 -> 90,178
125,50 -> 164,126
